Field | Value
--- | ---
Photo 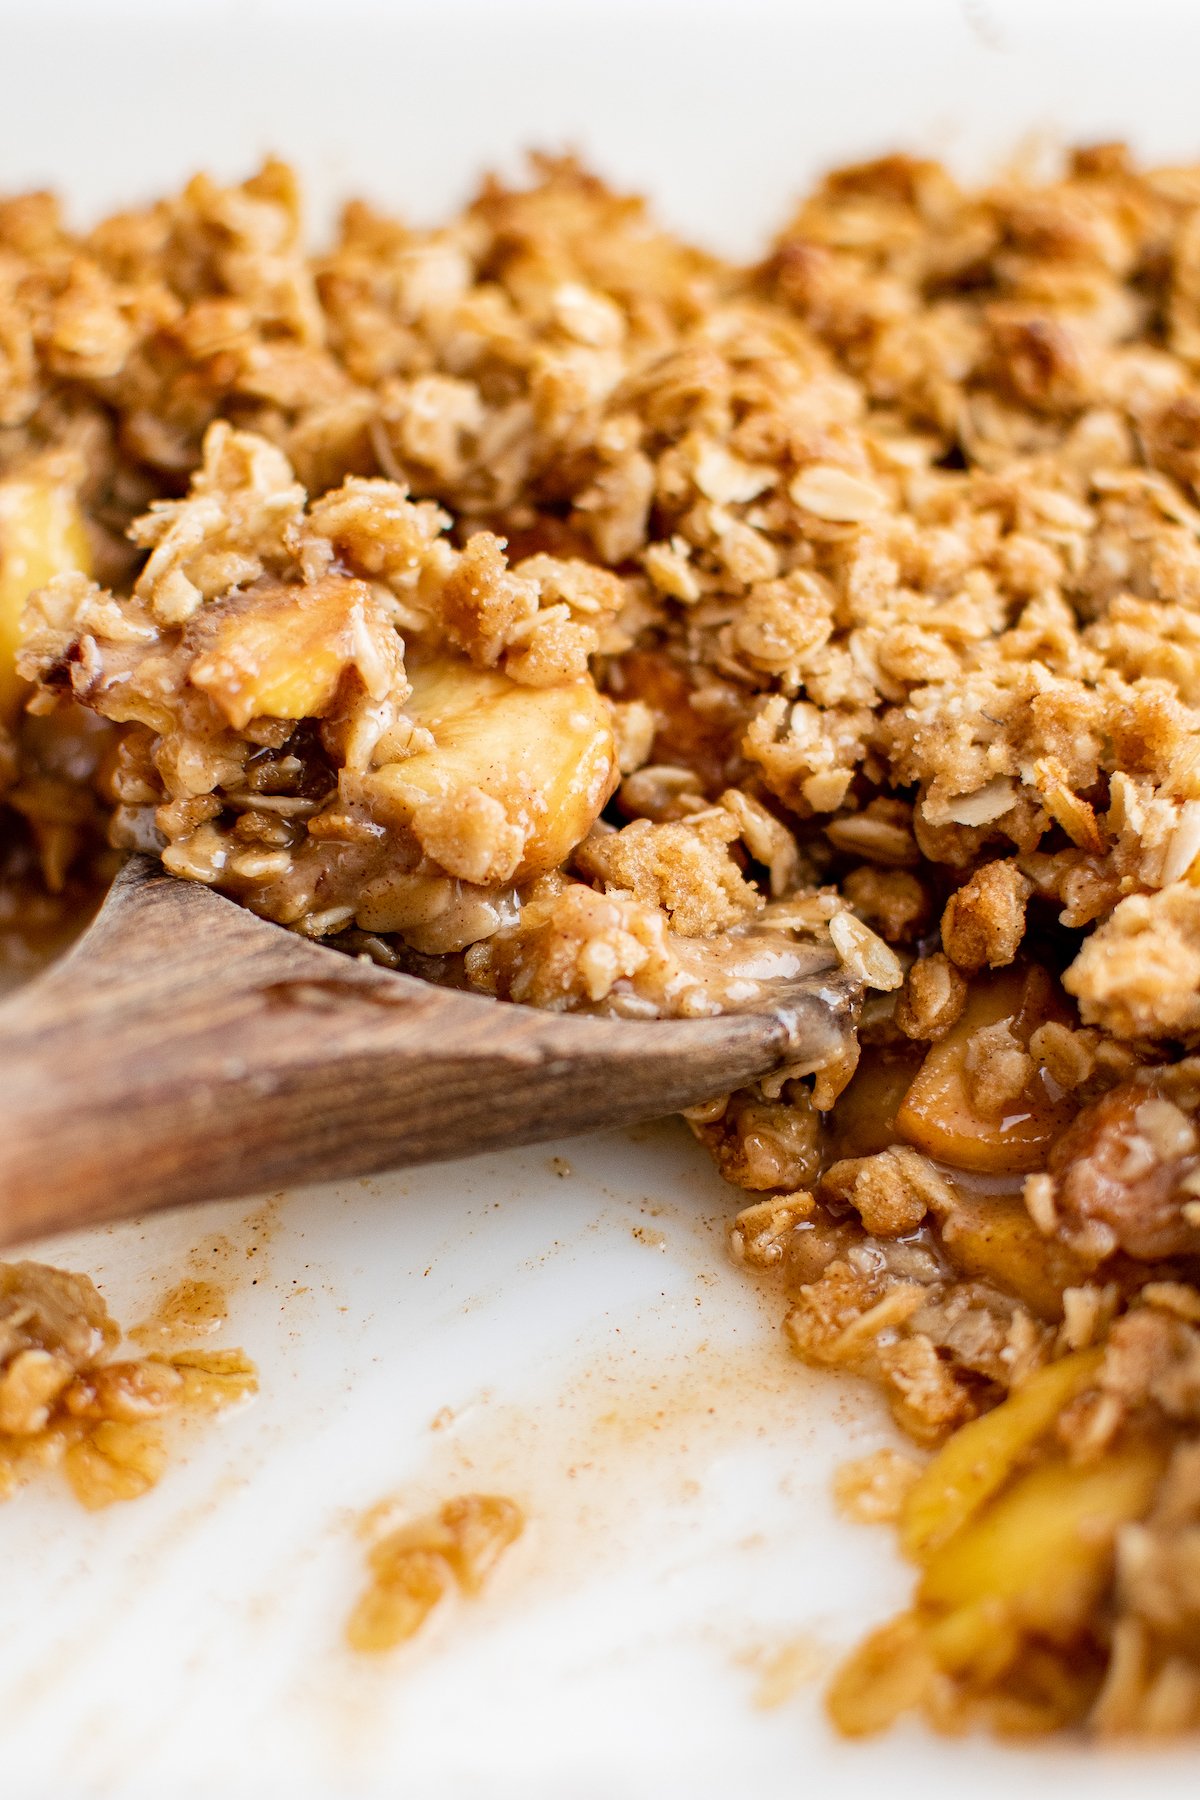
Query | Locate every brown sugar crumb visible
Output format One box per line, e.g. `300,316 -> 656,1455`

894,952 -> 967,1042
0,1260 -> 256,1507
1028,1018 -> 1096,1091
940,861 -> 1032,975
698,1087 -> 823,1192
842,865 -> 929,944
727,1190 -> 816,1267
1066,884 -> 1200,1041
962,1019 -> 1035,1120
346,1493 -> 524,1653
820,1146 -> 951,1237
574,809 -> 762,937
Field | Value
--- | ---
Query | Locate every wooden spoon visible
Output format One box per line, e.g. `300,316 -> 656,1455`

0,856 -> 858,1246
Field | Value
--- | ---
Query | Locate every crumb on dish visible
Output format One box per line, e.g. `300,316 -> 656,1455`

346,1492 -> 524,1653
0,1261 -> 255,1508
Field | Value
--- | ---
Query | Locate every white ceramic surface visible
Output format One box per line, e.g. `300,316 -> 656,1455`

3,3 -> 1200,1794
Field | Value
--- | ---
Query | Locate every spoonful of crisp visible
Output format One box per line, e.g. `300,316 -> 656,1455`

0,428 -> 894,1245
0,855 -> 860,1246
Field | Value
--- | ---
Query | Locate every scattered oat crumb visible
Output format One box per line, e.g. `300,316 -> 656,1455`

0,1261 -> 255,1508
631,1225 -> 667,1249
346,1492 -> 524,1653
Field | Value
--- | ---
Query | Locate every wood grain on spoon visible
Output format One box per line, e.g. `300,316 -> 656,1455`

0,857 -> 859,1247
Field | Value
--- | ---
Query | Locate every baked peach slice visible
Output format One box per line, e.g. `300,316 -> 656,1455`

358,654 -> 619,887
0,468 -> 91,723
895,966 -> 1079,1175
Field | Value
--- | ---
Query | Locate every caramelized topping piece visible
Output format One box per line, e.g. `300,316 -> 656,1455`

0,1260 -> 255,1508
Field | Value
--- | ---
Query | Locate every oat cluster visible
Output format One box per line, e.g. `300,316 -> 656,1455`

346,1492 -> 524,1654
7,146 -> 1200,1734
0,1261 -> 256,1507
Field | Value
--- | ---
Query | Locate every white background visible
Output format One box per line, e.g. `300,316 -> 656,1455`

2,3 -> 1199,1794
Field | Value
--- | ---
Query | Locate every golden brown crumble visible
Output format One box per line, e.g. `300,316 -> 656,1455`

346,1492 -> 524,1653
894,950 -> 967,1041
0,1261 -> 255,1507
939,859 -> 1031,974
8,144 -> 1200,1735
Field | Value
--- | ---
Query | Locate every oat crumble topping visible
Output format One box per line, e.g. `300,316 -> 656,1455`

7,144 -> 1200,1733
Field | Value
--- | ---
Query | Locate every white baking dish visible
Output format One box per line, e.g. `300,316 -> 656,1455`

1,2 -> 1198,1793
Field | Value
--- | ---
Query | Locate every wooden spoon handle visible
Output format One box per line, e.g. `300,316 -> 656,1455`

0,861 -> 804,1246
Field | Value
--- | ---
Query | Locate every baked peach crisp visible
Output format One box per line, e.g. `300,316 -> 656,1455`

6,144 -> 1200,1733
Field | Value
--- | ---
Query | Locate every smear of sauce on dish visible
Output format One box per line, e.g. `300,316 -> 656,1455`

742,1635 -> 828,1709
129,1278 -> 229,1347
332,1320 -> 884,1674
